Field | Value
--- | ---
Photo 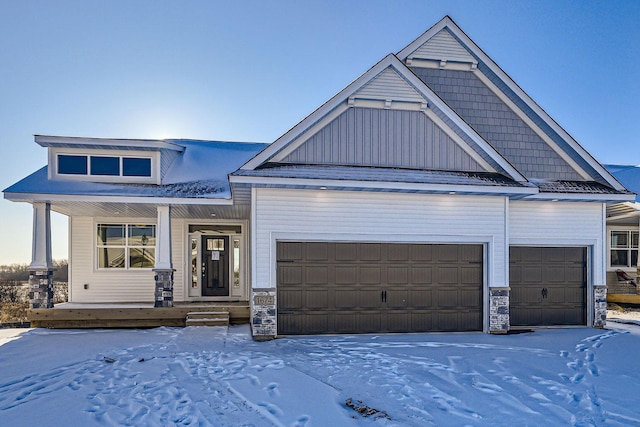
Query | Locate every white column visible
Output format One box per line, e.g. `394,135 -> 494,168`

28,202 -> 53,270
155,205 -> 172,270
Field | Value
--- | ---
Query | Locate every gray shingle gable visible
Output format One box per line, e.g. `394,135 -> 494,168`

411,67 -> 583,181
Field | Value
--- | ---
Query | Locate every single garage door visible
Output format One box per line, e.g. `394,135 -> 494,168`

277,242 -> 483,335
509,246 -> 587,327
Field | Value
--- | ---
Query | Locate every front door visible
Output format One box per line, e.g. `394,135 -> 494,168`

202,236 -> 229,297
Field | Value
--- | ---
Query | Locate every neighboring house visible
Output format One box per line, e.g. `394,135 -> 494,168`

604,165 -> 640,294
4,17 -> 634,338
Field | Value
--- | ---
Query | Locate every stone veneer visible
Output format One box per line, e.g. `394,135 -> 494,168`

251,288 -> 277,340
154,269 -> 175,308
489,287 -> 510,334
593,285 -> 607,329
29,269 -> 54,309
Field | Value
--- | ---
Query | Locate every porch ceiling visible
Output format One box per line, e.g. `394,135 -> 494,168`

45,200 -> 250,220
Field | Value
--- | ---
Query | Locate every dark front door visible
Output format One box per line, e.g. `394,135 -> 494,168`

202,236 -> 229,297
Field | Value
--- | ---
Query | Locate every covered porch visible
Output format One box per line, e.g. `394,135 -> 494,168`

606,201 -> 640,304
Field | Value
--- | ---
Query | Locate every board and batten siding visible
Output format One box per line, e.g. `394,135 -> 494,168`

509,201 -> 606,286
69,216 -> 185,303
282,107 -> 484,172
253,188 -> 507,290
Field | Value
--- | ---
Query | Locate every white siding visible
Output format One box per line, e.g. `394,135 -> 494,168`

69,215 -> 185,303
411,29 -> 476,64
509,201 -> 606,286
253,188 -> 507,289
354,68 -> 425,103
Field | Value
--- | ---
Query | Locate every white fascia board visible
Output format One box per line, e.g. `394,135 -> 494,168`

4,192 -> 233,205
399,19 -> 625,191
229,175 -> 538,196
523,193 -> 635,202
35,135 -> 185,152
241,54 -> 405,170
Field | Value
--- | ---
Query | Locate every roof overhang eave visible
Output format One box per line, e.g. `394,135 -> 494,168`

3,192 -> 234,205
229,175 -> 537,197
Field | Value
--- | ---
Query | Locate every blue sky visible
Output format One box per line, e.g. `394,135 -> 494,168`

1,0 -> 639,264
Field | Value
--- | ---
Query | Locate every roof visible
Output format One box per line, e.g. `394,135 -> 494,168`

605,165 -> 640,202
4,140 -> 267,201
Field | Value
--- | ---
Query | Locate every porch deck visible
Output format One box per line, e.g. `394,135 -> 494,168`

28,302 -> 251,328
607,281 -> 640,305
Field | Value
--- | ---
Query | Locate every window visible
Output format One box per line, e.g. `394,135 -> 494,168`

58,155 -> 88,175
91,156 -> 120,176
57,154 -> 152,178
123,157 -> 151,177
97,224 -> 156,269
610,230 -> 639,268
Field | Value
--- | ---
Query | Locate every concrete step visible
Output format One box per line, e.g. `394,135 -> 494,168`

185,311 -> 229,327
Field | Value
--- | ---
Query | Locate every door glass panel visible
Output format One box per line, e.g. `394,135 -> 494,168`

191,238 -> 198,288
233,239 -> 240,289
632,250 -> 639,268
207,238 -> 225,251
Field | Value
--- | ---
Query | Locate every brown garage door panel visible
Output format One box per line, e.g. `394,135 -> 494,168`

277,242 -> 483,334
510,246 -> 587,327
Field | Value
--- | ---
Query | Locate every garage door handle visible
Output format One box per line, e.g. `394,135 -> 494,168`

381,290 -> 387,303
541,288 -> 548,298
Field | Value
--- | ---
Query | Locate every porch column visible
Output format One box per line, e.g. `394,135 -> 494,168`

28,202 -> 54,309
593,285 -> 607,328
153,205 -> 174,307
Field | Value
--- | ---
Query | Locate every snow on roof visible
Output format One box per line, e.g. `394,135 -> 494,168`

605,164 -> 640,202
4,140 -> 268,200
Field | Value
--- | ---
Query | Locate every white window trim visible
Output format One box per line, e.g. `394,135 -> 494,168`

49,147 -> 160,184
607,226 -> 639,271
96,222 -> 157,271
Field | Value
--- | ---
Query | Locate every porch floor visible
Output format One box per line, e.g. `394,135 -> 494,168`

28,302 -> 250,328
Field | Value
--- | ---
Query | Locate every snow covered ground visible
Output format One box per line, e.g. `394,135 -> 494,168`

1,323 -> 640,426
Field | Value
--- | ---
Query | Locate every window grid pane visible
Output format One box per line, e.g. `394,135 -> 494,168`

58,155 -> 88,175
611,231 -> 629,248
90,156 -> 120,176
123,157 -> 152,177
97,223 -> 155,269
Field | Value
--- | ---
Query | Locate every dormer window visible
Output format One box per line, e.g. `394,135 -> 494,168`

53,151 -> 156,183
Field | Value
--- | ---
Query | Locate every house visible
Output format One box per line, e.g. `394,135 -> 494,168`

603,164 -> 640,299
4,16 -> 634,338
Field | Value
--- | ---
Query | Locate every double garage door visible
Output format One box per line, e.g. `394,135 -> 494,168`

277,242 -> 484,335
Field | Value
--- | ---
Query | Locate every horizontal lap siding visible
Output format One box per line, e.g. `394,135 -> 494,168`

70,216 -> 156,303
254,188 -> 506,288
509,201 -> 605,285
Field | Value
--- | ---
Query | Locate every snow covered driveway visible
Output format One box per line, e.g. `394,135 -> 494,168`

1,324 -> 639,426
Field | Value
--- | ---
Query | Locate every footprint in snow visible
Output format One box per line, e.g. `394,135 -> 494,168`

257,401 -> 284,417
265,383 -> 279,398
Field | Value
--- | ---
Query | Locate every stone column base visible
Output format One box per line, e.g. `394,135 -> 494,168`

153,269 -> 175,308
29,269 -> 55,309
251,288 -> 277,340
593,285 -> 607,329
489,287 -> 510,334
